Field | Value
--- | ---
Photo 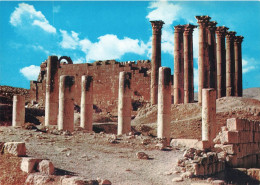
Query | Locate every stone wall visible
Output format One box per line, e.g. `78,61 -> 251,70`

30,59 -> 152,115
215,118 -> 260,168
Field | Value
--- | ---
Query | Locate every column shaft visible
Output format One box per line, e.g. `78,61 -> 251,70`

80,75 -> 93,131
150,21 -> 164,105
196,16 -> 211,103
183,24 -> 197,103
234,36 -> 244,97
157,67 -> 171,144
174,25 -> 184,104
58,75 -> 75,132
226,31 -> 236,96
216,26 -> 228,98
45,56 -> 59,126
202,88 -> 216,146
118,72 -> 132,135
12,95 -> 25,127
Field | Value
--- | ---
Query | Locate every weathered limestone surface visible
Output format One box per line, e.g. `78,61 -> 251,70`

174,25 -> 184,104
202,88 -> 216,147
45,56 -> 59,126
157,67 -> 171,144
216,26 -> 229,98
150,20 -> 164,105
234,36 -> 244,97
58,75 -> 75,132
4,142 -> 26,156
80,75 -> 93,131
12,95 -> 25,127
118,72 -> 132,135
226,31 -> 236,96
37,160 -> 55,175
183,24 -> 197,103
196,16 -> 211,103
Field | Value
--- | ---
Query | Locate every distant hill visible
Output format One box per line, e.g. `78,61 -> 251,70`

243,88 -> 260,100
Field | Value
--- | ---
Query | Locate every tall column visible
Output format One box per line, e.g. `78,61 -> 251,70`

183,24 -> 197,103
157,67 -> 171,144
58,75 -> 75,132
208,21 -> 217,91
150,20 -> 164,105
45,56 -> 59,126
234,36 -> 244,97
80,75 -> 93,131
202,88 -> 216,146
12,95 -> 25,127
226,31 -> 236,96
196,16 -> 211,103
216,26 -> 229,98
174,25 -> 184,104
118,72 -> 132,135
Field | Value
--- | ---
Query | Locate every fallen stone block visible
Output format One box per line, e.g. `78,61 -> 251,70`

38,160 -> 55,175
171,177 -> 183,182
61,176 -> 98,185
227,118 -> 245,131
4,142 -> 26,156
136,152 -> 149,160
221,131 -> 239,144
212,180 -> 225,185
247,168 -> 260,180
25,173 -> 53,185
21,157 -> 42,173
170,139 -> 199,148
101,179 -> 112,185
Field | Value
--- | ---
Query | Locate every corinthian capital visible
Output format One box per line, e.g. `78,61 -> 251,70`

195,15 -> 211,27
150,20 -> 164,35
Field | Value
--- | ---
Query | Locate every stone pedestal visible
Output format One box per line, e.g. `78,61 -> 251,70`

118,72 -> 132,135
58,75 -> 75,132
183,24 -> 197,103
174,25 -> 184,104
216,26 -> 229,98
157,67 -> 171,144
150,20 -> 164,105
196,16 -> 211,103
208,21 -> 217,91
80,76 -> 93,131
45,56 -> 59,126
226,31 -> 236,96
202,88 -> 216,147
234,36 -> 244,97
12,95 -> 25,127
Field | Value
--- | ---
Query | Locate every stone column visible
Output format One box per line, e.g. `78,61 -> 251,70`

202,88 -> 216,146
80,75 -> 93,131
45,56 -> 59,126
208,21 -> 217,91
118,72 -> 132,135
183,24 -> 197,103
12,95 -> 25,127
216,26 -> 229,98
174,25 -> 184,104
226,31 -> 236,96
234,36 -> 244,97
150,20 -> 164,105
58,75 -> 75,132
157,67 -> 171,144
196,16 -> 211,103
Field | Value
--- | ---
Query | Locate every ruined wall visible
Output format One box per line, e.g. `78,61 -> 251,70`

30,59 -> 151,115
215,118 -> 260,168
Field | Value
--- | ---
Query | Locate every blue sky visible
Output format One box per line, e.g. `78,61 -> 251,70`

0,1 -> 259,90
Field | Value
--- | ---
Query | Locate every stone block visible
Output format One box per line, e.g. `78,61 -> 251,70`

21,157 -> 42,173
247,168 -> 260,180
222,144 -> 238,155
227,118 -> 244,131
221,131 -> 239,144
61,176 -> 86,185
25,173 -> 52,185
212,180 -> 225,185
37,160 -> 55,175
195,140 -> 211,150
4,142 -> 26,156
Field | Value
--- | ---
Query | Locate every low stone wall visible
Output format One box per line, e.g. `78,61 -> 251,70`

214,118 -> 260,168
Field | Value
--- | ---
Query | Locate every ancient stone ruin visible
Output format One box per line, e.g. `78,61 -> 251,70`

5,15 -> 259,184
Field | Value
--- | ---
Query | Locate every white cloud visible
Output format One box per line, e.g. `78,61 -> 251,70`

10,3 -> 56,33
79,39 -> 92,53
86,34 -> 147,62
146,1 -> 181,25
193,29 -> 199,60
59,30 -> 79,49
242,58 -> 257,73
20,65 -> 40,80
31,45 -> 49,55
73,57 -> 85,64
